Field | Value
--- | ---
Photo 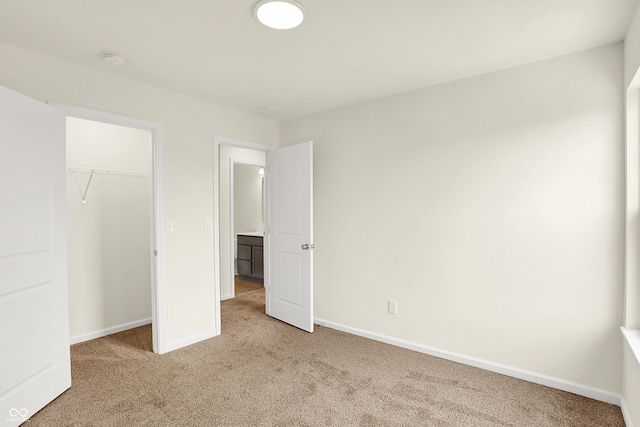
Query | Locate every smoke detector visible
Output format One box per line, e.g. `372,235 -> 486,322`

103,51 -> 126,66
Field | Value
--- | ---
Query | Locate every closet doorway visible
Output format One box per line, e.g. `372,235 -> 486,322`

52,103 -> 166,354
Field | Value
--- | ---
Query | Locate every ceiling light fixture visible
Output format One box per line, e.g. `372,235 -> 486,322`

254,0 -> 305,30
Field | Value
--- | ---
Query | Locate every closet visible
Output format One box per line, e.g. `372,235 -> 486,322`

66,117 -> 152,343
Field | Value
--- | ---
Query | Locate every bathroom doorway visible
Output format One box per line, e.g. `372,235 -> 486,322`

213,135 -> 270,334
231,161 -> 265,296
216,145 -> 265,300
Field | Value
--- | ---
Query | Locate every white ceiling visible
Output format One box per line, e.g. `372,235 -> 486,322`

0,0 -> 637,121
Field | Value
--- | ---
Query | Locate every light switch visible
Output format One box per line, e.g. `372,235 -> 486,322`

388,300 -> 397,315
166,220 -> 175,234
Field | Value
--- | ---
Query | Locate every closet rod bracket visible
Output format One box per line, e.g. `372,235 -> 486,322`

81,170 -> 95,204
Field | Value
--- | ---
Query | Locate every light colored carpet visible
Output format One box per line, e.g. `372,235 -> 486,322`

29,288 -> 624,426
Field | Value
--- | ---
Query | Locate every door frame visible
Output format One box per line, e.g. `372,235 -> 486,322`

213,135 -> 271,334
228,158 -> 265,299
49,102 -> 167,354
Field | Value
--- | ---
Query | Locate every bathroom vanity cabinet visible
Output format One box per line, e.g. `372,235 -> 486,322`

237,233 -> 263,283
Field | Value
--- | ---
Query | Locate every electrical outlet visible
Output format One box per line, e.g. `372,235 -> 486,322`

167,304 -> 175,319
388,300 -> 397,315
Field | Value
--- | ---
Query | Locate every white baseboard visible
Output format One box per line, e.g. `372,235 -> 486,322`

164,329 -> 218,353
621,397 -> 635,427
221,293 -> 233,301
70,318 -> 152,345
314,317 -> 622,406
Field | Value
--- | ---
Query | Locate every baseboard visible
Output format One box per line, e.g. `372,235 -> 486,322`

221,293 -> 233,301
70,318 -> 152,345
621,396 -> 635,427
164,329 -> 218,353
314,317 -> 621,406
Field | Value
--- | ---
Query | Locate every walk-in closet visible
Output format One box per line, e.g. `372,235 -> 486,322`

66,117 -> 152,343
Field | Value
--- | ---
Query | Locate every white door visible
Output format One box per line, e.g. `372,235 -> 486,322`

265,141 -> 314,332
0,86 -> 71,425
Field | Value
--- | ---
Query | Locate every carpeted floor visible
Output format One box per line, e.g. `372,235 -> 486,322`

29,288 -> 625,426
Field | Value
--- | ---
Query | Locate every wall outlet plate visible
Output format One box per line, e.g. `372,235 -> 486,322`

388,300 -> 397,315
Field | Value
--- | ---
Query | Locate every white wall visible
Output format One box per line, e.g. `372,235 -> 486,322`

219,146 -> 265,298
66,117 -> 151,339
623,3 -> 640,424
234,164 -> 263,234
281,44 -> 624,394
0,41 -> 278,348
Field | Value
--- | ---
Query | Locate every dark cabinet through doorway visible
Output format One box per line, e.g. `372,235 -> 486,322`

237,234 -> 263,283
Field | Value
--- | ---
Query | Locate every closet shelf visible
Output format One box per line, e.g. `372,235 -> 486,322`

66,167 -> 150,178
66,167 -> 150,204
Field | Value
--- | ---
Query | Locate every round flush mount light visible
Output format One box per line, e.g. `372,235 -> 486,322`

254,0 -> 305,30
103,51 -> 126,66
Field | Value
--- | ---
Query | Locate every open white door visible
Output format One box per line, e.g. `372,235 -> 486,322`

0,86 -> 71,425
265,141 -> 313,332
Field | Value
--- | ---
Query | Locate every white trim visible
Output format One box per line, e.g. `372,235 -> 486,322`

48,102 -> 161,130
70,318 -> 151,345
314,317 -> 622,406
164,329 -> 217,353
621,396 -> 635,427
215,135 -> 272,152
221,293 -> 234,301
49,102 -> 167,355
625,85 -> 640,328
622,327 -> 640,365
213,135 -> 272,335
229,158 -> 265,300
622,327 -> 640,427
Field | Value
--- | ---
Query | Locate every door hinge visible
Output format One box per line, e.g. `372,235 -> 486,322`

154,250 -> 158,256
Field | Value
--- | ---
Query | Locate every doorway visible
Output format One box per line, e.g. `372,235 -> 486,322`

213,136 -> 314,334
231,160 -> 265,297
50,102 -> 167,354
66,117 -> 152,349
213,135 -> 271,333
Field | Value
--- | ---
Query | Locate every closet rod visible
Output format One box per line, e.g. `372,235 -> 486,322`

67,167 -> 150,204
66,167 -> 150,178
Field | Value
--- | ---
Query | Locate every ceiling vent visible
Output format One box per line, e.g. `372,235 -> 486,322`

255,105 -> 286,117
